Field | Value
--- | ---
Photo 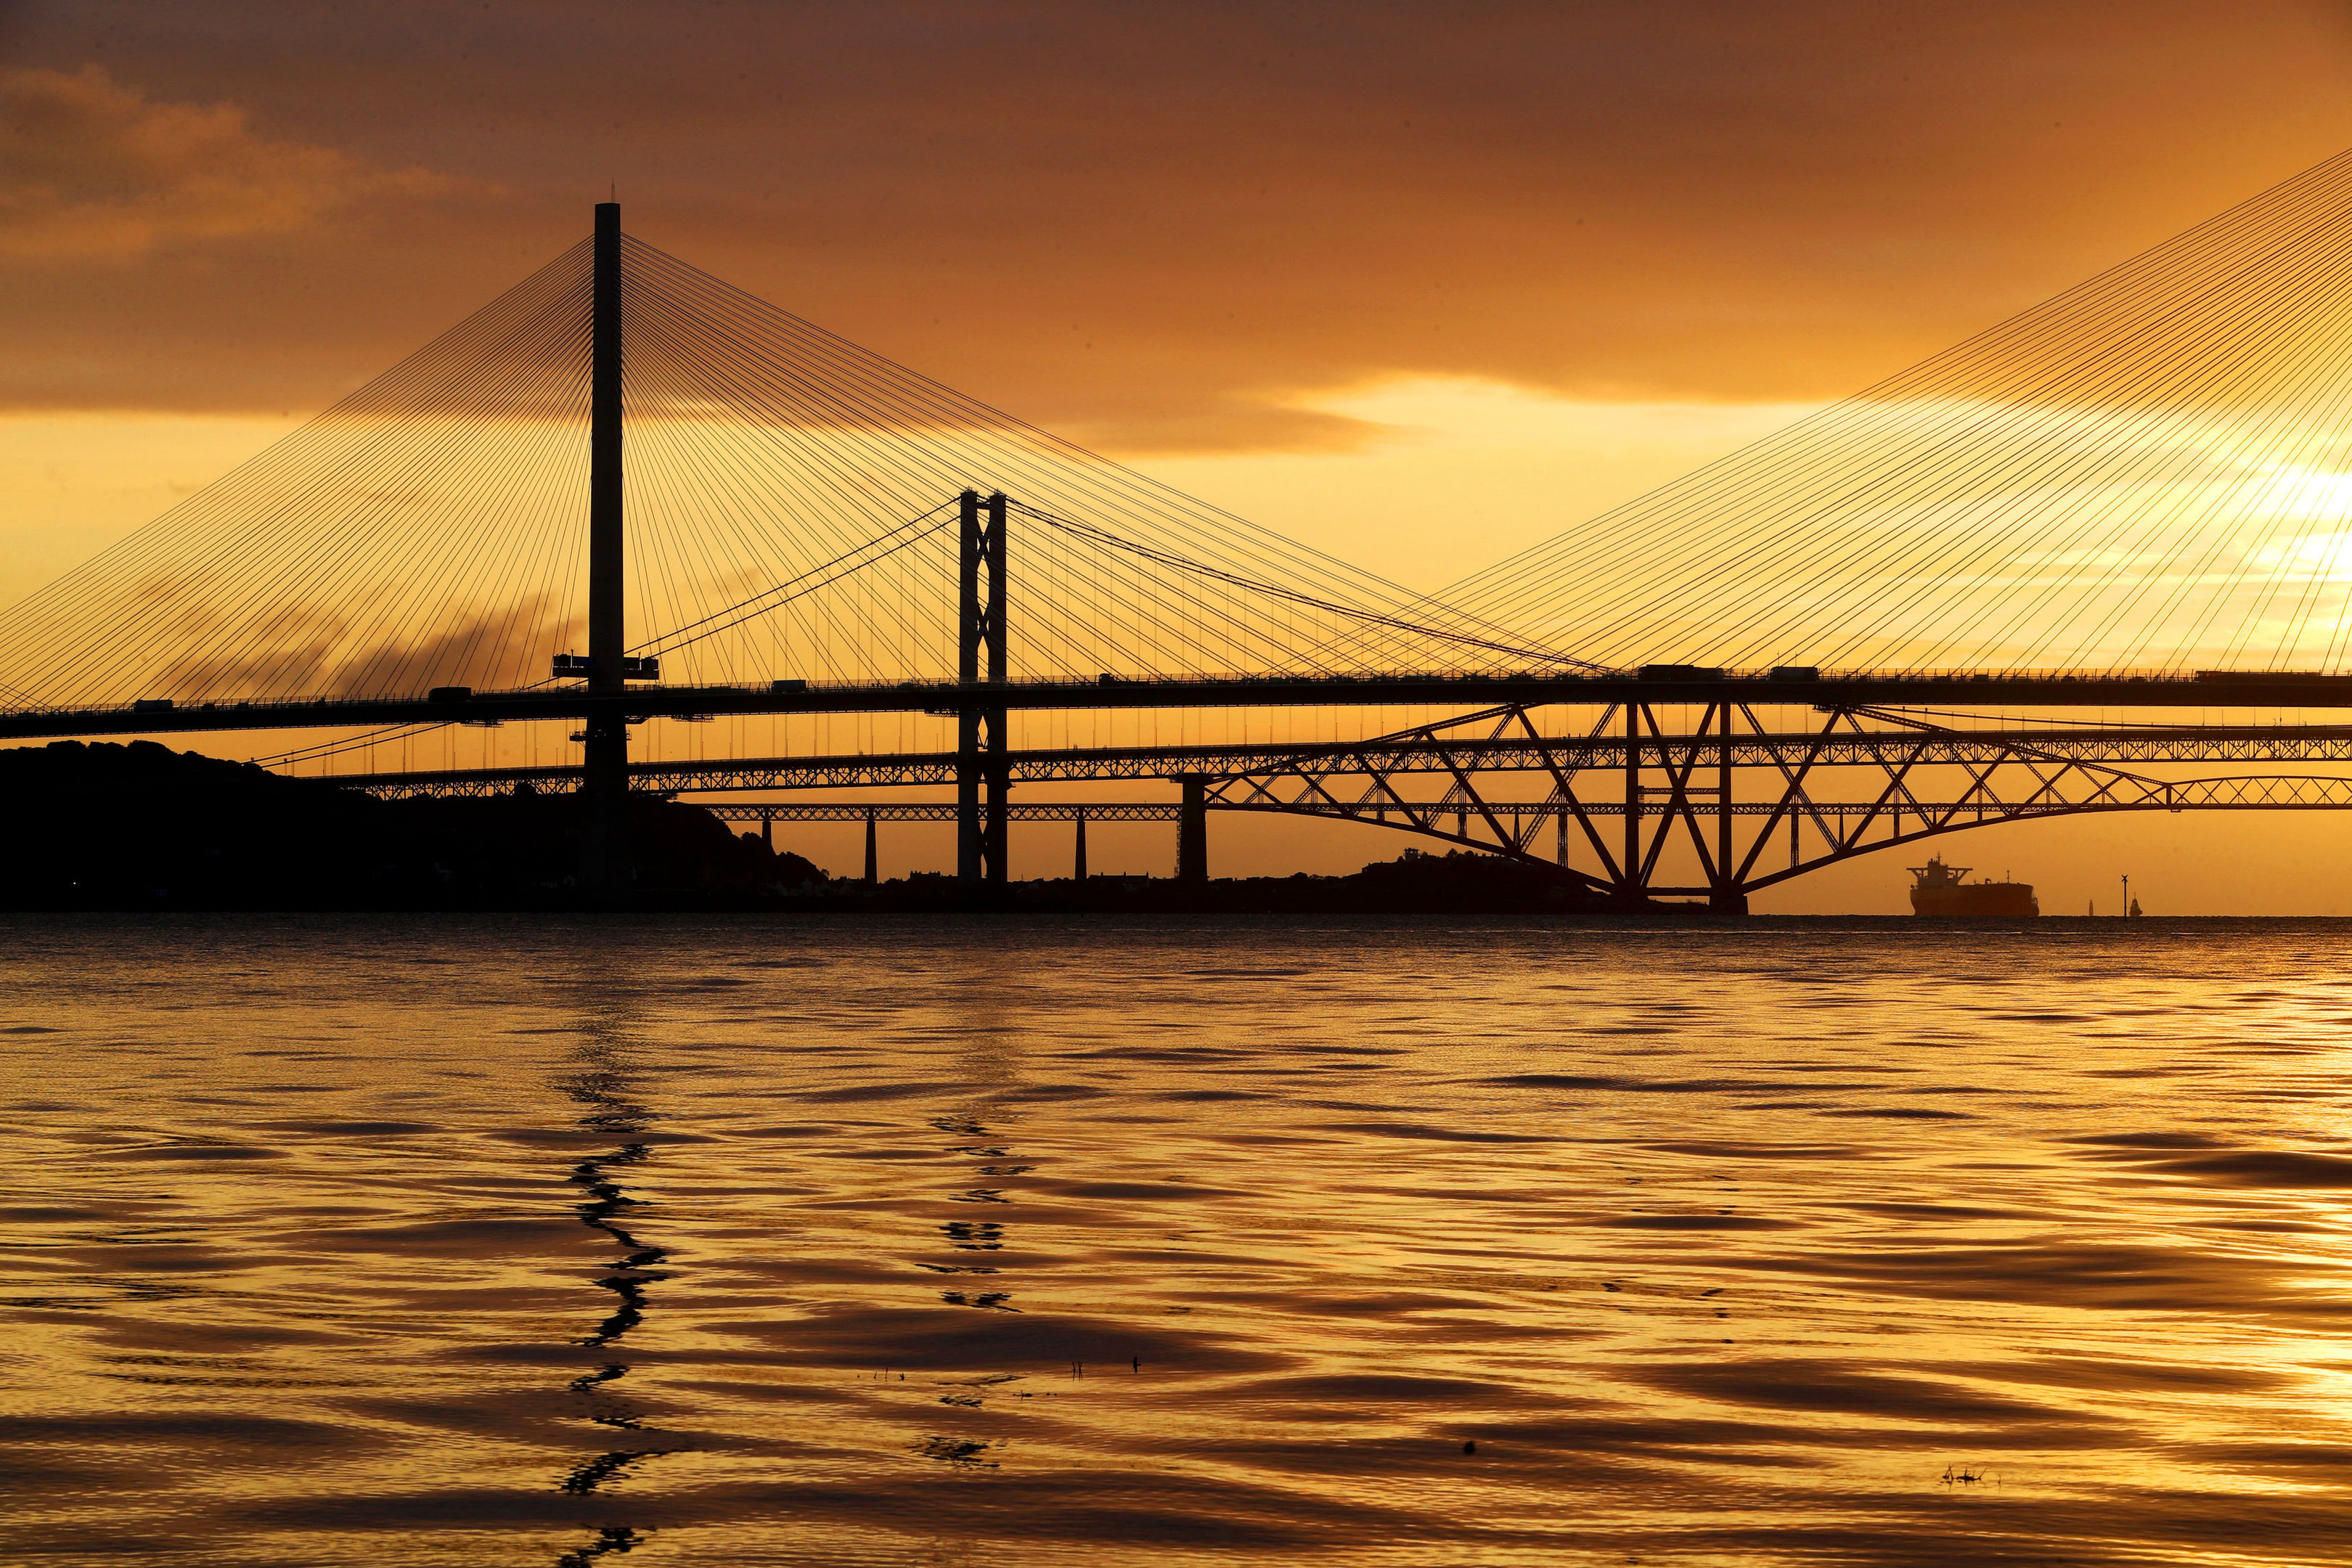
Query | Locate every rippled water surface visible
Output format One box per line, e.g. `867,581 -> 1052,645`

9,915 -> 2352,1566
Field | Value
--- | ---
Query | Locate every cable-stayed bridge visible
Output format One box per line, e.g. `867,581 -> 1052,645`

18,152 -> 2352,907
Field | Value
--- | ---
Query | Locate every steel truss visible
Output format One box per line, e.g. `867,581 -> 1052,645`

1196,702 -> 2352,907
344,703 -> 2352,902
712,769 -> 2352,902
343,719 -> 2352,800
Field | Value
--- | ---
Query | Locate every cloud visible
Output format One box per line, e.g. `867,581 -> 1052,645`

0,4 -> 2348,450
0,64 -> 454,261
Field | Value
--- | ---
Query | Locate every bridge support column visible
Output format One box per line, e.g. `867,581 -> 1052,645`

580,199 -> 632,895
956,489 -> 1010,886
987,723 -> 1009,884
1177,775 -> 1207,884
581,716 -> 629,889
1619,702 -> 1643,905
956,737 -> 980,882
1717,711 -> 1733,895
1074,809 -> 1088,881
864,807 -> 878,885
1710,706 -> 1743,914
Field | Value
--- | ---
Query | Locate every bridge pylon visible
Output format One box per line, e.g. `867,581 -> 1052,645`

580,200 -> 632,894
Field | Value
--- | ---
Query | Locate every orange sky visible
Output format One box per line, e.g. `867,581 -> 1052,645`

9,2 -> 2352,908
6,2 -> 2352,444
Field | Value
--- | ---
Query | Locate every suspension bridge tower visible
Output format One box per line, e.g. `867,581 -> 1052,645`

957,488 -> 1010,886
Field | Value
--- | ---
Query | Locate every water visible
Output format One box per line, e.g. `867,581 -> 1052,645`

7,915 -> 2351,1567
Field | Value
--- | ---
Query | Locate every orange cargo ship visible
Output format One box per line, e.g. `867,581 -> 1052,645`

1908,855 -> 2038,917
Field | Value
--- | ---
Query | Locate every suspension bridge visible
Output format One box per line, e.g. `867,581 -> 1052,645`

17,150 -> 2352,908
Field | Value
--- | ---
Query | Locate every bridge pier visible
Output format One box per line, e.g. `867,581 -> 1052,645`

1617,702 -> 1643,906
864,807 -> 878,884
1074,809 -> 1088,881
1177,775 -> 1207,883
580,716 -> 630,888
1717,714 -> 1734,902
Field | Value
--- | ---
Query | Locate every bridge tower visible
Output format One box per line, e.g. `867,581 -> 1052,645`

580,200 -> 632,891
957,489 -> 1010,885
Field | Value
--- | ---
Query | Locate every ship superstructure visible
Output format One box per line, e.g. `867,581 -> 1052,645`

1908,856 -> 2038,917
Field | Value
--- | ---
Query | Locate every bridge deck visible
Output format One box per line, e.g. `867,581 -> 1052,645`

9,670 -> 2352,741
714,791 -> 2352,823
335,722 -> 2352,799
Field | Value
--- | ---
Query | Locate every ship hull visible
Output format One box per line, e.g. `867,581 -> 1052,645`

1911,884 -> 2038,917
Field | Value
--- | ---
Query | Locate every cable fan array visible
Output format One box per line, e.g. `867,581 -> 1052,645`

0,241 -> 595,709
605,239 -> 1560,685
22,141 -> 2352,722
1433,147 -> 2352,675
0,232 -> 1562,719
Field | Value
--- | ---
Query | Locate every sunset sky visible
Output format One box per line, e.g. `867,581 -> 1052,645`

9,1 -> 2352,907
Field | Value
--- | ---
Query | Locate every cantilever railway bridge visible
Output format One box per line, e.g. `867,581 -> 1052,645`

20,153 -> 2352,907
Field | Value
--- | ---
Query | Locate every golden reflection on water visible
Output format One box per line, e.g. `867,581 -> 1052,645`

7,915 -> 2352,1566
